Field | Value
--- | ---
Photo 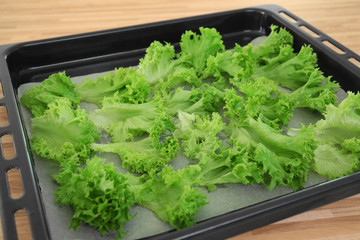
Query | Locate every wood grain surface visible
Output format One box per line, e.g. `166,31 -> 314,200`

0,0 -> 360,239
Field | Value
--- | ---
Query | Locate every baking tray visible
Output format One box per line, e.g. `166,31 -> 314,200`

1,4 -> 360,240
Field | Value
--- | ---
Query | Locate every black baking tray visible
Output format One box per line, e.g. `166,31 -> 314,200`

1,4 -> 360,240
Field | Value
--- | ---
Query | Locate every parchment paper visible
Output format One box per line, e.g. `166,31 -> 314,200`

17,71 -> 347,240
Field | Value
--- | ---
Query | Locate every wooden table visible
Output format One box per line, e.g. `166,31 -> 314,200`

0,0 -> 359,239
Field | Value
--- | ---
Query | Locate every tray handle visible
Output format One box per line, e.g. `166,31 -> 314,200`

255,4 -> 360,86
0,51 -> 50,240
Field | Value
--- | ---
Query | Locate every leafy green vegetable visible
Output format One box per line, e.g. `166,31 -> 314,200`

137,40 -> 202,96
201,25 -> 293,89
312,144 -> 359,180
89,96 -> 167,142
21,72 -> 81,117
76,67 -> 150,106
315,92 -> 360,143
289,69 -> 339,113
177,27 -> 225,75
251,44 -> 318,90
152,67 -> 202,96
225,118 -> 317,191
30,98 -> 99,163
190,135 -> 256,192
163,88 -> 205,116
224,77 -> 296,130
203,44 -> 255,90
54,157 -> 135,239
164,84 -> 225,116
127,165 -> 208,230
175,111 -> 316,191
174,111 -> 225,160
312,92 -> 360,179
138,41 -> 178,86
174,112 -> 253,191
253,25 -> 293,57
92,136 -> 178,174
91,112 -> 179,174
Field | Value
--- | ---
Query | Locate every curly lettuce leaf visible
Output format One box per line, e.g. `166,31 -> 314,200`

313,144 -> 359,180
174,111 -> 225,159
137,41 -> 177,86
315,92 -> 360,143
173,111 -> 251,191
128,165 -> 208,230
152,66 -> 202,96
91,113 -> 179,174
20,72 -> 81,117
251,45 -> 318,90
224,78 -> 296,129
54,157 -> 135,239
312,92 -> 360,179
92,137 -> 179,174
203,44 -> 255,89
177,27 -> 225,75
76,67 -> 150,106
89,97 -> 165,142
187,134 -> 257,192
30,98 -> 99,163
226,118 -> 317,191
174,114 -> 253,191
164,84 -> 225,117
250,25 -> 294,64
289,69 -> 340,113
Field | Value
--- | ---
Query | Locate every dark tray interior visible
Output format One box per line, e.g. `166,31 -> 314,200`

0,4 -> 360,240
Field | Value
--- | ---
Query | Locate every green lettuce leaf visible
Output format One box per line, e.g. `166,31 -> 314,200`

250,25 -> 294,63
91,112 -> 179,174
312,92 -> 360,178
164,84 -> 225,116
76,67 -> 150,106
54,157 -> 135,239
128,165 -> 208,230
224,77 -> 296,130
137,41 -> 177,86
203,44 -> 255,89
313,144 -> 359,180
31,98 -> 99,163
226,117 -> 317,191
251,44 -> 318,90
289,69 -> 339,113
89,97 -> 166,142
21,72 -> 81,117
177,27 -> 225,75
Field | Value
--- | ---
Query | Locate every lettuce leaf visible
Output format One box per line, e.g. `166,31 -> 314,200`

226,118 -> 317,191
224,78 -> 296,130
250,25 -> 294,64
312,92 -> 360,178
91,112 -> 179,174
127,165 -> 208,230
177,27 -> 225,75
21,72 -> 81,117
30,98 -> 99,163
54,157 -> 135,239
138,41 -> 177,86
251,45 -> 318,90
164,84 -> 225,116
89,96 -> 166,142
289,69 -> 339,113
76,67 -> 150,106
203,44 -> 255,89
313,144 -> 359,180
